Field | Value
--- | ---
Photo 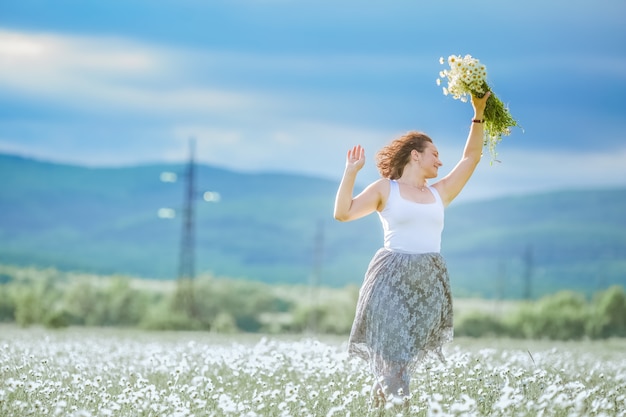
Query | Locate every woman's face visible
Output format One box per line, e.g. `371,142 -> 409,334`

419,143 -> 443,178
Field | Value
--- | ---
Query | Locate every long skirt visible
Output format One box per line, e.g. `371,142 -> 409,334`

348,248 -> 453,398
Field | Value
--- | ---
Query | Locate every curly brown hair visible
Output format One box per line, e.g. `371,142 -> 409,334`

376,131 -> 433,179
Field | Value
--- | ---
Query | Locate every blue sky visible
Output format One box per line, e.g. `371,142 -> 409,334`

1,0 -> 625,202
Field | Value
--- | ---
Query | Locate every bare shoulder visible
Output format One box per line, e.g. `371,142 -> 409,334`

431,182 -> 450,207
368,178 -> 390,211
371,177 -> 390,189
366,178 -> 390,195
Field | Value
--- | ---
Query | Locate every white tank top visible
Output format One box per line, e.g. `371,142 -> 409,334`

377,179 -> 444,254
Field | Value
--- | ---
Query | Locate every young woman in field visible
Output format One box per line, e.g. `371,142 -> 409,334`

334,91 -> 490,407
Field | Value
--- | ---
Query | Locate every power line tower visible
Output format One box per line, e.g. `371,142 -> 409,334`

179,139 -> 196,282
523,244 -> 533,301
175,139 -> 198,318
495,260 -> 506,315
159,139 -> 221,321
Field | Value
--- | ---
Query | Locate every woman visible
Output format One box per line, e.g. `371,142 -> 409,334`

334,92 -> 490,406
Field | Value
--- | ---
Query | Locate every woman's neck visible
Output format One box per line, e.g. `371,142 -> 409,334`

397,175 -> 427,190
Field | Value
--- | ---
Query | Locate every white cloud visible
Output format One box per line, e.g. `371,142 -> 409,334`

0,28 -> 432,114
0,29 -> 270,116
0,30 -> 160,89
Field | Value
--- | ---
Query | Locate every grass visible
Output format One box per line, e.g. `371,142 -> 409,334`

1,325 -> 625,416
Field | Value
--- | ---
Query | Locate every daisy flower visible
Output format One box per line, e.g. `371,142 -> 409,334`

437,54 -> 519,163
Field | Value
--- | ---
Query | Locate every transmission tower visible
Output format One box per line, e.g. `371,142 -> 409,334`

175,139 -> 197,318
159,138 -> 221,320
523,244 -> 533,301
179,139 -> 196,281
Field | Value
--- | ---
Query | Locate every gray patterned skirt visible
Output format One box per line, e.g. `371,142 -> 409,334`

348,248 -> 453,379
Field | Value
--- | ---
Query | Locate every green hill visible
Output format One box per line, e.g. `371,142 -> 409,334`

443,190 -> 626,298
1,153 -> 624,298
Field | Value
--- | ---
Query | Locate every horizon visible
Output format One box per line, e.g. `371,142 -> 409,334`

4,150 -> 624,205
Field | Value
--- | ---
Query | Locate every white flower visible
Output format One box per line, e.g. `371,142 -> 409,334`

437,53 -> 518,162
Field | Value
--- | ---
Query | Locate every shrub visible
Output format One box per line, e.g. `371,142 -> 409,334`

211,312 -> 238,333
140,303 -> 205,331
43,308 -> 74,329
0,285 -> 15,322
62,278 -> 100,325
13,287 -> 40,327
12,276 -> 60,327
508,291 -> 590,340
455,312 -> 508,338
588,285 -> 626,338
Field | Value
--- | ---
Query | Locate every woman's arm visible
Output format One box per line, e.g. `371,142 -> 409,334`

334,145 -> 385,222
434,92 -> 491,206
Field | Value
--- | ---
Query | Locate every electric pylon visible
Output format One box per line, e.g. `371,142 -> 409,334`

523,244 -> 533,301
175,139 -> 197,318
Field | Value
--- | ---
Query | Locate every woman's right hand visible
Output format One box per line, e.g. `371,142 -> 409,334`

346,144 -> 366,173
335,145 -> 385,221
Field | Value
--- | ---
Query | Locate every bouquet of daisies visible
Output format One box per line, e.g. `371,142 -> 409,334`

436,54 -> 518,163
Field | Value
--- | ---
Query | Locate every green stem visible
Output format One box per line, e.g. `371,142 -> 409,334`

473,82 -> 518,163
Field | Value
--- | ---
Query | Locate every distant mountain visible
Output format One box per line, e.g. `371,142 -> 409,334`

1,153 -> 624,299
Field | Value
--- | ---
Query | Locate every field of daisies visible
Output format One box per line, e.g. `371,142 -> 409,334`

1,326 -> 624,417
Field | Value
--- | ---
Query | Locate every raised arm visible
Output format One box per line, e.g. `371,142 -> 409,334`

334,145 -> 386,222
434,92 -> 491,206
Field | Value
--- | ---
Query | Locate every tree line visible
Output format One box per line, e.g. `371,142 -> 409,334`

455,287 -> 626,340
0,265 -> 624,340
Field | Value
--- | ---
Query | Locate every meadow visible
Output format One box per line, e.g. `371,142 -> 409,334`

1,326 -> 624,417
